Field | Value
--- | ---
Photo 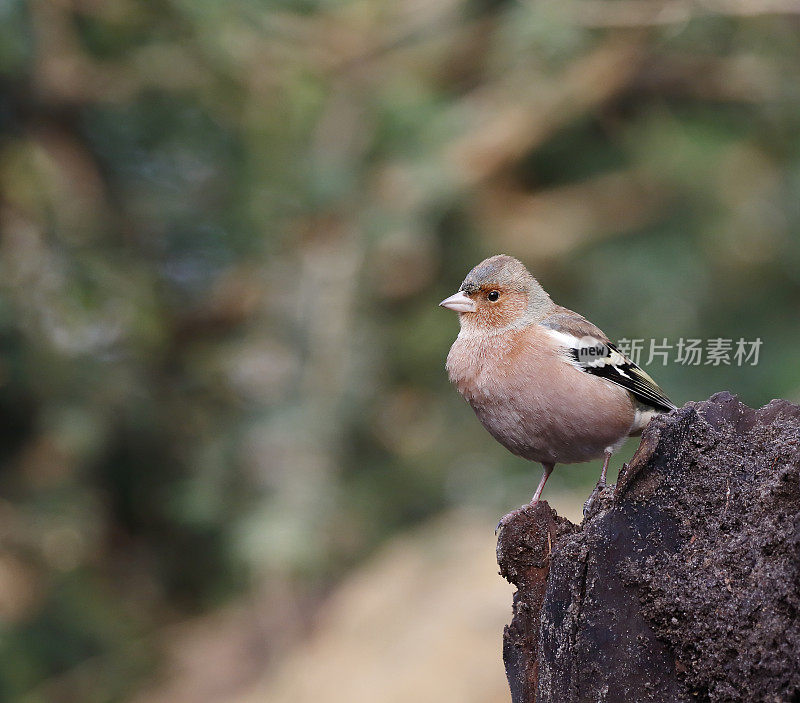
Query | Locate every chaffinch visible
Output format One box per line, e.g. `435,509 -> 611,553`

440,254 -> 675,514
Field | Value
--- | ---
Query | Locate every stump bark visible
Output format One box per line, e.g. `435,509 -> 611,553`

497,392 -> 800,703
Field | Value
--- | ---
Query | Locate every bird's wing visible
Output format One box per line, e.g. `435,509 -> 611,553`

540,307 -> 677,413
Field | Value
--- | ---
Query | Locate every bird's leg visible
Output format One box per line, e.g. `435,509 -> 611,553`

584,449 -> 613,516
496,462 -> 555,533
531,462 -> 554,503
598,449 -> 611,488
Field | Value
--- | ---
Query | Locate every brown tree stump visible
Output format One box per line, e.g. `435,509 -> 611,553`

497,392 -> 800,703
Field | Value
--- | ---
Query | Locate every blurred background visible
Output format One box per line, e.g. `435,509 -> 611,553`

1,0 -> 800,701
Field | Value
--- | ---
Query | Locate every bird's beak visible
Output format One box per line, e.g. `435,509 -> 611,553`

439,290 -> 476,313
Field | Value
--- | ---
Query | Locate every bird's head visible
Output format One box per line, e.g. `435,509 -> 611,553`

439,254 -> 553,332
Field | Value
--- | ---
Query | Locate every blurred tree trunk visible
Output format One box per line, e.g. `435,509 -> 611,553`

497,392 -> 800,703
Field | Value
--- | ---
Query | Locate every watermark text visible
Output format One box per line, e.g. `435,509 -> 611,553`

616,338 -> 762,367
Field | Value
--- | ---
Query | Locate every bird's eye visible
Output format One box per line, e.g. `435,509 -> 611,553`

487,291 -> 500,302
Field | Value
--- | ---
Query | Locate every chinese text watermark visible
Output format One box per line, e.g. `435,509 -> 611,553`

615,338 -> 762,367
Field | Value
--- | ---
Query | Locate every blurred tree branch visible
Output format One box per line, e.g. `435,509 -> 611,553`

445,40 -> 645,187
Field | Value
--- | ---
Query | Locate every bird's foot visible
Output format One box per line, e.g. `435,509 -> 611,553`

583,479 -> 609,517
495,501 -> 538,534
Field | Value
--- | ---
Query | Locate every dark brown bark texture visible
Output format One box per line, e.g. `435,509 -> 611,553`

497,392 -> 800,703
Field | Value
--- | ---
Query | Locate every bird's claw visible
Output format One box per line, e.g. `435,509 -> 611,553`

495,502 -> 537,535
583,479 -> 607,517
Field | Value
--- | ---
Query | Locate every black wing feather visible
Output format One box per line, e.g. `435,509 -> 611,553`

568,342 -> 676,413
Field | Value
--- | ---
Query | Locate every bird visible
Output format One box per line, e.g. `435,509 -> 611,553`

439,254 -> 676,518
